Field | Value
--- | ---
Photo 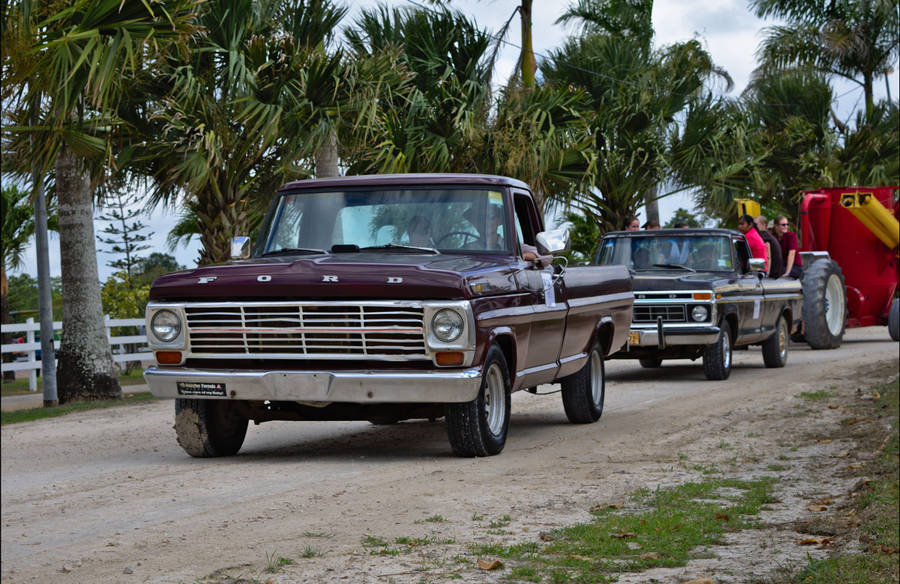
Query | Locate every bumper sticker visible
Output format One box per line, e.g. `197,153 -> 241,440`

177,381 -> 227,397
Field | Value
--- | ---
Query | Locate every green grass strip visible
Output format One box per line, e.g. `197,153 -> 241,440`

1,392 -> 156,425
477,477 -> 775,584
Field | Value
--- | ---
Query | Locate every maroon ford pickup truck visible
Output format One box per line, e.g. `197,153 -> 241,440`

144,174 -> 633,457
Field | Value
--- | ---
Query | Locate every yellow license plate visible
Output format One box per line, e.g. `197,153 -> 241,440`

628,331 -> 640,346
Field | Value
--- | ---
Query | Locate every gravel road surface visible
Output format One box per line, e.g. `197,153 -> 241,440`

2,326 -> 897,583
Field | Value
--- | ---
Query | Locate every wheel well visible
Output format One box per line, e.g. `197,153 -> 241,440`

492,334 -> 516,382
723,312 -> 738,336
595,320 -> 614,355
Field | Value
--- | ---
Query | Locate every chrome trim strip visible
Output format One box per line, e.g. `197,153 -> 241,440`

517,361 -> 557,377
559,352 -> 587,365
568,291 -> 634,308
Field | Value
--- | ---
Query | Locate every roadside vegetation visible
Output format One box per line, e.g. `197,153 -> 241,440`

0,392 -> 155,426
774,378 -> 899,584
1,369 -> 147,398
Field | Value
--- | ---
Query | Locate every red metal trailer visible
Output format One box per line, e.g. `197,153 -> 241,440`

797,186 -> 899,347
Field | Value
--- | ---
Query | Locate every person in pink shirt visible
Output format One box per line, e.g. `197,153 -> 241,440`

737,214 -> 766,269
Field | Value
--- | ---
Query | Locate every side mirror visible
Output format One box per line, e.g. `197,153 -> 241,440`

231,236 -> 251,259
535,229 -> 571,255
748,257 -> 765,273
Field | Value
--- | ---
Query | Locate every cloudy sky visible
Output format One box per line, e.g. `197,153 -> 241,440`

16,0 -> 899,281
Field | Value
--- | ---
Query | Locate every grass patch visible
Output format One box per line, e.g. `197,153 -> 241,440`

1,369 -> 147,397
476,477 -> 775,583
1,392 -> 156,425
780,378 -> 899,584
797,389 -> 836,401
264,551 -> 294,573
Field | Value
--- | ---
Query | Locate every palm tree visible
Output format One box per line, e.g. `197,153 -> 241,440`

344,5 -> 493,175
145,0 -> 361,264
542,9 -> 733,232
751,0 -> 900,120
2,0 -> 197,402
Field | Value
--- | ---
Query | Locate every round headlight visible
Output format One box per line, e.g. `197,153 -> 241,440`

431,309 -> 464,342
151,309 -> 182,343
691,305 -> 709,322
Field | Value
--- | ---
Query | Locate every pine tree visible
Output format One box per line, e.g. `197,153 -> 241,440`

96,192 -> 154,283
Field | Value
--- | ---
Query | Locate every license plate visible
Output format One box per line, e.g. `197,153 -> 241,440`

628,331 -> 640,346
177,381 -> 227,397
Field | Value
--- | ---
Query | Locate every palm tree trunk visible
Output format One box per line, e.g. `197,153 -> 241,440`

54,145 -> 121,403
520,0 -> 536,88
644,184 -> 659,226
315,128 -> 340,178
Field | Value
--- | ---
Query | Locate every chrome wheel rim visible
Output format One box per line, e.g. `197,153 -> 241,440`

824,274 -> 845,335
483,363 -> 506,436
590,351 -> 604,406
722,330 -> 731,369
777,319 -> 788,361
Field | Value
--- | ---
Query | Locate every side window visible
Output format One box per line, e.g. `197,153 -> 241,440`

513,192 -> 538,249
733,238 -> 751,273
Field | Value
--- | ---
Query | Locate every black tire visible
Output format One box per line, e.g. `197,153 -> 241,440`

801,259 -> 846,349
561,343 -> 605,423
638,357 -> 662,368
889,298 -> 899,342
762,314 -> 789,368
703,322 -> 733,380
445,345 -> 511,457
174,398 -> 248,458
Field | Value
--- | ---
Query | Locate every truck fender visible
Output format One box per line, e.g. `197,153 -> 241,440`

591,316 -> 617,357
485,328 -> 517,385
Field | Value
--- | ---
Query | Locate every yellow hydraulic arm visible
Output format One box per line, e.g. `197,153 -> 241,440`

839,191 -> 900,250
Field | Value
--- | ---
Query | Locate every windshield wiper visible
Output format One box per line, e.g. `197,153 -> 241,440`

359,243 -> 439,254
261,247 -> 327,257
652,263 -> 696,272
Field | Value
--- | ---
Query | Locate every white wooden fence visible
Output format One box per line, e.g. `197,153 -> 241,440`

1,317 -> 151,392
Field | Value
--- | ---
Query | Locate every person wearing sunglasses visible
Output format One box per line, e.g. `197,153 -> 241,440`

772,216 -> 802,279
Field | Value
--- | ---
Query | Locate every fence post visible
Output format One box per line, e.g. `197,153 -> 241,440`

26,318 -> 37,392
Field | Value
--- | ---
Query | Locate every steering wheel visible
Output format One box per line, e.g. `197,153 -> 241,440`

435,231 -> 479,247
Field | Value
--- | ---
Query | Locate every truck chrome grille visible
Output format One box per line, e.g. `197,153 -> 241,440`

184,303 -> 427,359
633,304 -> 687,323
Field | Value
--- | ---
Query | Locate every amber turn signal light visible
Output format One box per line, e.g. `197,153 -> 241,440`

435,351 -> 464,366
692,292 -> 713,300
155,351 -> 183,365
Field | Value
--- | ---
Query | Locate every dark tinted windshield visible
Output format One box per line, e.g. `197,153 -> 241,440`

264,188 -> 510,254
597,235 -> 734,271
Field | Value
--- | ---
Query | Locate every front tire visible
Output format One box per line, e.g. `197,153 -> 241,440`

174,399 -> 248,458
801,259 -> 846,349
445,345 -> 511,457
762,314 -> 789,368
703,322 -> 733,380
561,343 -> 605,423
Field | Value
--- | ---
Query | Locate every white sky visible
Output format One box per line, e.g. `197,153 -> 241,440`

14,0 -> 899,281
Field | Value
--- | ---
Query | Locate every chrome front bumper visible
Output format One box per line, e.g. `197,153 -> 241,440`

627,326 -> 720,348
144,366 -> 483,404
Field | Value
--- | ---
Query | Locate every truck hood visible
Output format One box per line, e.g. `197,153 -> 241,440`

631,271 -> 723,292
149,253 -> 516,301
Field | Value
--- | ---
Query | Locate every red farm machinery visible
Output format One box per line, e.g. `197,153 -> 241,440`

796,186 -> 899,348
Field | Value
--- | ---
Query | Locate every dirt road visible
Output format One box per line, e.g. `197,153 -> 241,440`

2,327 -> 898,584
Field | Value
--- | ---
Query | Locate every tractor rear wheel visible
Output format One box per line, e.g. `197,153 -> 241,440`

801,259 -> 846,350
889,298 -> 899,342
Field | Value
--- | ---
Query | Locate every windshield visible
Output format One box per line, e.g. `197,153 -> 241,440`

263,188 -> 510,254
596,235 -> 734,271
